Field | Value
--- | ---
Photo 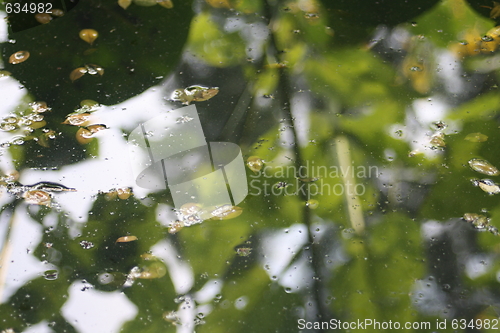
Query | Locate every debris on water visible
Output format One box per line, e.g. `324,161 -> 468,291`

246,156 -> 264,173
468,158 -> 499,176
163,311 -> 182,325
298,177 -> 320,183
116,235 -> 138,243
465,132 -> 488,142
170,85 -> 219,105
236,247 -> 252,257
9,51 -> 30,64
79,29 -> 98,45
79,240 -> 95,249
471,178 -> 500,195
168,220 -> 184,234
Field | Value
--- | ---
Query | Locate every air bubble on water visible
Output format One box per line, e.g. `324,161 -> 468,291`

44,270 -> 58,280
284,287 -> 292,293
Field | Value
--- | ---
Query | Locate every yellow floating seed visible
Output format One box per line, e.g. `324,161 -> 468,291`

118,0 -> 132,9
9,51 -> 30,64
246,156 -> 263,173
117,187 -> 132,200
79,29 -> 99,45
468,158 -> 499,176
23,190 -> 51,207
63,113 -> 91,126
35,13 -> 52,24
76,127 -> 94,144
465,132 -> 488,142
116,235 -> 138,243
70,67 -> 87,82
50,9 -> 64,17
158,0 -> 173,8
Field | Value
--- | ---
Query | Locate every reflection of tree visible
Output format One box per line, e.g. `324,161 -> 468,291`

2,0 -> 500,332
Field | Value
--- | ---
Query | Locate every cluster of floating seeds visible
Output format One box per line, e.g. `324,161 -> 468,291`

168,202 -> 243,234
464,158 -> 500,235
0,101 -> 57,148
462,213 -> 499,235
469,158 -> 500,194
34,8 -> 64,24
102,187 -> 132,201
62,100 -> 108,144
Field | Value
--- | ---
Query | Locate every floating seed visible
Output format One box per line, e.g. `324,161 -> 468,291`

209,205 -> 242,220
306,199 -> 319,209
22,190 -> 51,207
0,70 -> 11,78
465,132 -> 488,142
158,0 -> 173,8
472,178 -> 500,195
85,64 -> 104,76
35,13 -> 52,24
246,156 -> 263,173
469,158 -> 499,176
50,9 -> 64,17
116,187 -> 132,199
63,113 -> 91,126
79,29 -> 98,45
133,0 -> 158,6
87,124 -> 108,134
138,262 -> 166,279
430,132 -> 445,148
70,67 -> 87,82
76,128 -> 94,144
116,235 -> 138,243
118,0 -> 132,9
9,51 -> 30,64
30,101 -> 50,113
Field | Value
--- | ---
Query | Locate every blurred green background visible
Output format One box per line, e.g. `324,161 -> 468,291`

1,0 -> 500,332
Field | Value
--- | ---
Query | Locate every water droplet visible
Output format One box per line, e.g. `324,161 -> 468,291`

284,287 -> 292,293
